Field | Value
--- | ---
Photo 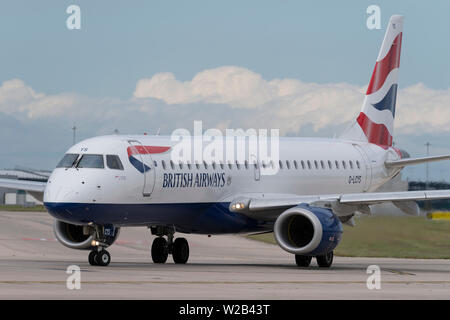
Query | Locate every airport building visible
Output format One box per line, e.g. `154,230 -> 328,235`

0,168 -> 50,206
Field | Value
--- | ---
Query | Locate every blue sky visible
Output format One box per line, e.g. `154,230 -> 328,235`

1,0 -> 449,181
2,1 -> 450,96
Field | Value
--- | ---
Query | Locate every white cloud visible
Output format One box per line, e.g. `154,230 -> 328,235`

0,79 -> 77,119
2,67 -> 450,137
134,67 -> 277,108
396,83 -> 450,134
134,66 -> 450,134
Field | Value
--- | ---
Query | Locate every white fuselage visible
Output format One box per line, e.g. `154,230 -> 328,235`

43,135 -> 401,233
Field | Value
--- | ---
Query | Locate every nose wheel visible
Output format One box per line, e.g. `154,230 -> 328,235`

88,249 -> 111,266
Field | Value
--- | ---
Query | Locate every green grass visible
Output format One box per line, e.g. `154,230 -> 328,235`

247,216 -> 450,259
0,205 -> 47,212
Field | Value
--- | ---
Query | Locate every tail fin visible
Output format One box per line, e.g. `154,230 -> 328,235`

341,15 -> 403,147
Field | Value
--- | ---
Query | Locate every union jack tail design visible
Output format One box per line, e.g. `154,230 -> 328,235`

341,15 -> 403,147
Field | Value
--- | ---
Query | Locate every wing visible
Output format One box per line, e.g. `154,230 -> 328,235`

0,178 -> 46,202
229,189 -> 450,220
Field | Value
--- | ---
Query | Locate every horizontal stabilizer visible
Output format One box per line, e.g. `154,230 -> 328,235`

385,154 -> 450,168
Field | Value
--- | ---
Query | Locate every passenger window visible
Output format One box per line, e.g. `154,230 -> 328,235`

279,160 -> 283,170
286,160 -> 290,169
179,162 -> 183,169
335,160 -> 339,169
212,162 -> 216,170
219,161 -> 224,170
342,161 -> 346,169
244,160 -> 249,169
56,153 -> 79,168
301,160 -> 305,169
349,161 -> 353,169
328,160 -> 332,169
228,162 -> 233,170
203,161 -> 208,169
77,154 -> 104,169
320,160 -> 325,169
356,161 -> 361,169
106,155 -> 124,170
293,160 -> 298,169
170,160 -> 175,170
314,160 -> 318,169
162,160 -> 167,170
187,162 -> 192,170
307,160 -> 311,169
195,161 -> 200,170
235,160 -> 240,170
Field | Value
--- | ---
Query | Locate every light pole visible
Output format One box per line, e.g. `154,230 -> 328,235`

72,125 -> 77,145
425,142 -> 430,189
425,142 -> 431,213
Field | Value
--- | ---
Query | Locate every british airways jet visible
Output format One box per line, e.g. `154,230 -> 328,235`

2,15 -> 450,268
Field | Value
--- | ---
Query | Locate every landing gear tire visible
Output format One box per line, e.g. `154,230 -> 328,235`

172,238 -> 189,264
88,250 -> 98,266
152,237 -> 168,264
97,250 -> 111,266
316,251 -> 333,268
295,255 -> 312,267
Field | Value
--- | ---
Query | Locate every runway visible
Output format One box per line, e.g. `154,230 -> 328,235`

0,210 -> 449,299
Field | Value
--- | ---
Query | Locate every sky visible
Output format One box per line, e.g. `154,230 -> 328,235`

0,0 -> 449,181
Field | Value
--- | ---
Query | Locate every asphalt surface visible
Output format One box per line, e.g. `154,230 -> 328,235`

0,210 -> 449,299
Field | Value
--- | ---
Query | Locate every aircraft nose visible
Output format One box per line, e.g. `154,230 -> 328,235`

44,180 -> 71,202
43,171 -> 79,203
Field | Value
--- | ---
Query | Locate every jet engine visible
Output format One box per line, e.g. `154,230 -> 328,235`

274,204 -> 343,256
53,220 -> 120,250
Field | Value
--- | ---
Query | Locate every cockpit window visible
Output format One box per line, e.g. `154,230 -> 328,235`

56,153 -> 79,168
106,155 -> 124,170
77,154 -> 104,169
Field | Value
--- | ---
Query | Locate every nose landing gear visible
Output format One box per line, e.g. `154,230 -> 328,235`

88,248 -> 111,266
150,226 -> 190,264
87,225 -> 114,266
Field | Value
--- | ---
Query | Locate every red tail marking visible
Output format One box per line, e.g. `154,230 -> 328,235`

366,33 -> 402,95
357,112 -> 393,147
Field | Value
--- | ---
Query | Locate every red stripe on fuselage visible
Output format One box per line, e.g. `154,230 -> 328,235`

357,112 -> 393,147
127,146 -> 171,157
366,33 -> 402,95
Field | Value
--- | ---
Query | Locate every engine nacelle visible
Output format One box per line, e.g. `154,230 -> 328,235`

274,204 -> 343,256
53,220 -> 120,250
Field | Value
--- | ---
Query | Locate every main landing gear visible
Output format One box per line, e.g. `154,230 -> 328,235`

295,251 -> 334,268
150,226 -> 190,264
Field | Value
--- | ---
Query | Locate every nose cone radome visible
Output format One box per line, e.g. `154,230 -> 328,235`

44,170 -> 79,203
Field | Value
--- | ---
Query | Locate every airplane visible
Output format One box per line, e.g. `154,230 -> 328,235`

1,15 -> 450,268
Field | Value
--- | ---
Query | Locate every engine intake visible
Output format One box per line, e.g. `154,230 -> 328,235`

53,220 -> 120,250
274,204 -> 343,256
